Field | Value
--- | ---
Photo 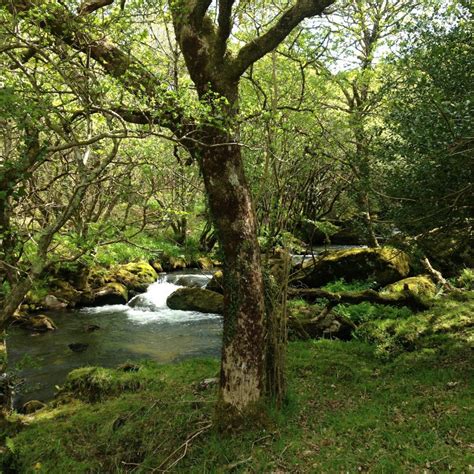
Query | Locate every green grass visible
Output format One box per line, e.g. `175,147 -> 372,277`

2,295 -> 473,473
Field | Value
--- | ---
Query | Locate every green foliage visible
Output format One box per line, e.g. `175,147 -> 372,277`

356,291 -> 474,360
321,278 -> 377,293
456,268 -> 474,290
335,302 -> 413,325
380,13 -> 473,234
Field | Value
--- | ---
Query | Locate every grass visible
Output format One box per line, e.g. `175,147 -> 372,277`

1,294 -> 473,473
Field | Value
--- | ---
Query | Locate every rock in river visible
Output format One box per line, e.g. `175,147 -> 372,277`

167,287 -> 224,314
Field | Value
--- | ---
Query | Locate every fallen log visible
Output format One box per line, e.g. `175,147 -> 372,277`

288,287 -> 431,311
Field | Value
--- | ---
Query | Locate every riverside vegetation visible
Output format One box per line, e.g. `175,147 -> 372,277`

0,0 -> 473,471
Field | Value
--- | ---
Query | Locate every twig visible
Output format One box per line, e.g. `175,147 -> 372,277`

153,422 -> 212,472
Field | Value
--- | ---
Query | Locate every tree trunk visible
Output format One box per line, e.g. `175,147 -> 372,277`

199,129 -> 267,416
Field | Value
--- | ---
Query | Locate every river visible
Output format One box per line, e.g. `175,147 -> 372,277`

7,271 -> 222,407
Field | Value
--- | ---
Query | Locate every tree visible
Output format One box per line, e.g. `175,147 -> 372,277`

1,0 -> 336,420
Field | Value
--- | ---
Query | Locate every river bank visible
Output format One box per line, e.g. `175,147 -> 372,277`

1,292 -> 472,472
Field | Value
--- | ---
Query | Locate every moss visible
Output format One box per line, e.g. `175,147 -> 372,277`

166,287 -> 224,314
298,246 -> 411,287
382,275 -> 437,300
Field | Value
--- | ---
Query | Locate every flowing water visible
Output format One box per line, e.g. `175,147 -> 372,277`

7,271 -> 222,407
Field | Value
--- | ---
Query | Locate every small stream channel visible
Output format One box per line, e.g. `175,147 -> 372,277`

7,271 -> 222,408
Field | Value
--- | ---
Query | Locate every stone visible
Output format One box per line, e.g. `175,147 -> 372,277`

14,315 -> 57,332
89,282 -> 128,306
42,295 -> 67,310
296,247 -> 410,288
288,313 -> 356,341
206,270 -> 224,294
196,257 -> 214,270
68,343 -> 89,353
382,275 -> 437,300
22,400 -> 46,414
111,262 -> 157,293
167,287 -> 224,314
84,324 -> 101,333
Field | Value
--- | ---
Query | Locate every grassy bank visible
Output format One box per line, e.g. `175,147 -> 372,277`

1,294 -> 473,472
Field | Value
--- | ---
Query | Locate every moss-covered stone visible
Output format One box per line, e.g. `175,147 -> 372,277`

111,261 -> 158,293
196,257 -> 214,270
13,315 -> 57,332
297,247 -> 410,288
59,367 -> 145,403
167,287 -> 224,314
382,275 -> 437,300
89,282 -> 128,306
206,270 -> 224,294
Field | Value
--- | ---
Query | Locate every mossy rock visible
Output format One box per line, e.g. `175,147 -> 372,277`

111,261 -> 158,293
297,247 -> 410,288
167,287 -> 224,314
13,314 -> 57,332
206,270 -> 224,294
50,280 -> 82,307
60,367 -> 145,403
89,283 -> 128,306
382,275 -> 437,300
22,400 -> 46,414
196,257 -> 214,270
83,262 -> 157,295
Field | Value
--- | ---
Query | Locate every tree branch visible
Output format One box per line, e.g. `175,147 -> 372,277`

77,0 -> 114,16
230,0 -> 335,78
0,0 -> 186,133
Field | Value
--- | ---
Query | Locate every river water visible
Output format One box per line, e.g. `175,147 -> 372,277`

7,271 -> 222,407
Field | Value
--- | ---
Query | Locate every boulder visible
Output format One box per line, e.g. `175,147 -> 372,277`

51,280 -> 82,307
167,287 -> 224,314
150,260 -> 163,273
296,247 -> 410,288
89,282 -> 128,306
206,270 -> 224,294
196,257 -> 214,270
162,256 -> 187,272
167,274 -> 211,288
83,262 -> 157,294
111,262 -> 157,293
42,295 -> 67,310
22,400 -> 46,414
14,315 -> 57,332
382,275 -> 436,300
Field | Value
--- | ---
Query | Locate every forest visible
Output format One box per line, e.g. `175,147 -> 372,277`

0,0 -> 472,471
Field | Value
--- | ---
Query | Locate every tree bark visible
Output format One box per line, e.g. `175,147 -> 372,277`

198,127 -> 267,413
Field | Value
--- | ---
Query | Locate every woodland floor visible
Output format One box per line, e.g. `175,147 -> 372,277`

1,292 -> 473,473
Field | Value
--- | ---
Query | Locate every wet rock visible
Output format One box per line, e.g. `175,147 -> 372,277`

206,270 -> 224,294
150,260 -> 163,273
22,400 -> 46,414
89,282 -> 128,306
295,247 -> 410,288
42,295 -> 67,310
167,274 -> 211,288
84,324 -> 100,333
167,287 -> 224,314
13,315 -> 57,332
68,343 -> 89,353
